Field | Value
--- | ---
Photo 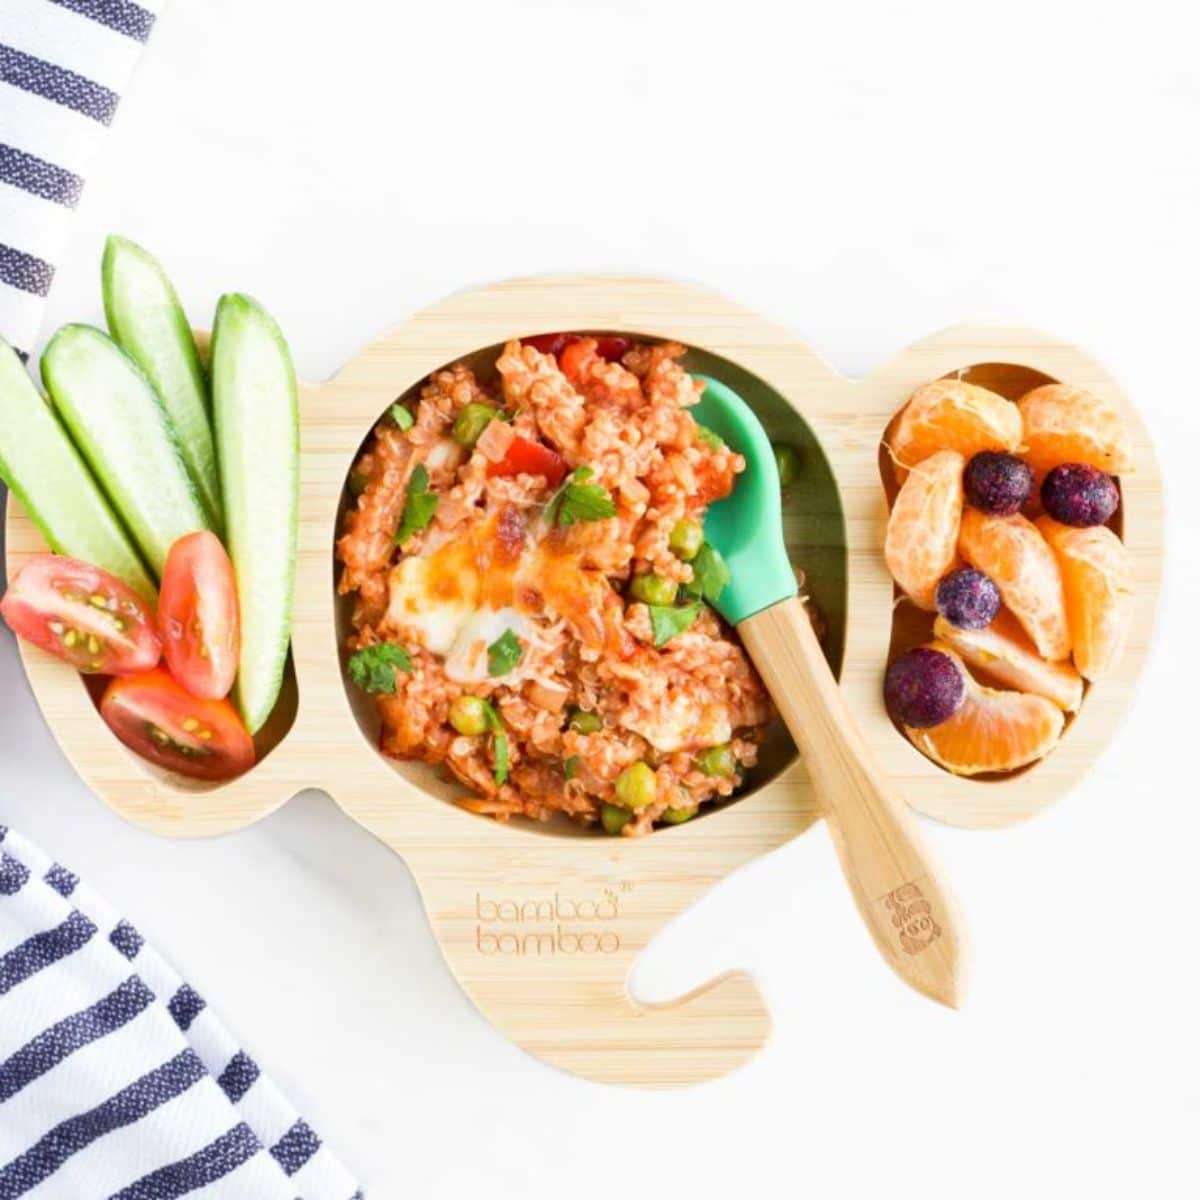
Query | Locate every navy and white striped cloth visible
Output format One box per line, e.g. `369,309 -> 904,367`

1,3 -> 362,1196
0,0 -> 163,359
0,826 -> 362,1198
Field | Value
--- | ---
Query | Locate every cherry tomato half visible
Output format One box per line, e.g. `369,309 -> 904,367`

487,435 -> 568,487
100,668 -> 255,781
0,554 -> 160,674
158,531 -> 240,700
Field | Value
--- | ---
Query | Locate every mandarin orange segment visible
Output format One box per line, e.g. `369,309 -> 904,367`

902,643 -> 1064,775
1037,516 -> 1134,680
1016,384 -> 1134,477
888,380 -> 1022,470
933,609 -> 1084,712
958,507 -> 1071,661
884,449 -> 964,610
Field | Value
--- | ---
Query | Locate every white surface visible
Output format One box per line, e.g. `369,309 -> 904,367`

2,1 -> 1199,1196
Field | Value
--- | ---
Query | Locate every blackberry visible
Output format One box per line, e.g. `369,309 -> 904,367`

1041,463 -> 1119,527
885,648 -> 966,728
964,452 -> 1033,515
935,568 -> 1001,630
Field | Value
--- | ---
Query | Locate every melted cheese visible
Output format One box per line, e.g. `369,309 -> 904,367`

387,553 -> 476,656
443,607 -> 530,684
624,694 -> 732,754
385,510 -> 604,679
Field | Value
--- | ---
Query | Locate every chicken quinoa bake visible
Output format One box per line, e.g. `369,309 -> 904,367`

336,334 -> 775,835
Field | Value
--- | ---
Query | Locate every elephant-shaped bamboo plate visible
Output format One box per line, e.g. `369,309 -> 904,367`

3,276 -> 1163,1088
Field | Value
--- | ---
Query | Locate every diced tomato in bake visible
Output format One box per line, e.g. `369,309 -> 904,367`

525,333 -> 575,357
487,436 -> 568,487
591,336 -> 631,363
526,333 -> 630,365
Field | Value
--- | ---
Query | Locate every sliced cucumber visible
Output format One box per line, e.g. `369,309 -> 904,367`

0,338 -> 155,599
210,294 -> 298,734
41,325 -> 210,578
102,235 -> 222,530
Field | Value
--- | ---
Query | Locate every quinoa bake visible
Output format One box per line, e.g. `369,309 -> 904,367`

336,334 -> 774,835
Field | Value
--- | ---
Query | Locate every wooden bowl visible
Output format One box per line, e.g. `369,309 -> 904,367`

3,276 -> 1163,1087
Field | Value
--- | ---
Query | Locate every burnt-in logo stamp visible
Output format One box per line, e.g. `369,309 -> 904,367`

473,887 -> 624,956
883,882 -> 941,956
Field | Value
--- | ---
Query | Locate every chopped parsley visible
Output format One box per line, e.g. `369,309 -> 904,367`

648,602 -> 702,647
391,403 -> 414,431
695,423 -> 725,451
487,629 -> 522,677
545,466 -> 616,527
348,643 -> 413,694
564,755 -> 580,781
480,699 -> 509,786
395,464 -> 438,544
682,542 -> 731,604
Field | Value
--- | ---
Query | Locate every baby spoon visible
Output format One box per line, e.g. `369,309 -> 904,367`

694,376 -> 965,1008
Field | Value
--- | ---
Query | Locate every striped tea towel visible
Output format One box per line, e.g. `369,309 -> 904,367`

1,7 -> 362,1195
0,0 -> 163,358
0,826 -> 362,1198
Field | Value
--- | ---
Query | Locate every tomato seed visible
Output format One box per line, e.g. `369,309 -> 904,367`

181,717 -> 200,732
89,594 -> 108,608
63,630 -> 78,648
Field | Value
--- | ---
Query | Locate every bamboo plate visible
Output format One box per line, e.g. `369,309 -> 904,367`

3,276 -> 1163,1088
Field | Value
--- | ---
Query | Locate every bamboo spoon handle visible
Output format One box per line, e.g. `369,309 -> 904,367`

738,596 -> 965,1008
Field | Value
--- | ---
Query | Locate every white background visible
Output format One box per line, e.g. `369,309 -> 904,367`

2,1 -> 1199,1196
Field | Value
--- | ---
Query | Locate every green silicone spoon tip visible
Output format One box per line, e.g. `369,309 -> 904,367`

693,375 -> 797,625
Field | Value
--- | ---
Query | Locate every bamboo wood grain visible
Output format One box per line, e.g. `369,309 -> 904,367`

3,276 -> 1164,1087
740,597 -> 963,1007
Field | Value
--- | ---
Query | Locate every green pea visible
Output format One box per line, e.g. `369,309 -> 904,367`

453,402 -> 499,449
660,805 -> 698,825
568,708 -> 603,734
668,518 -> 704,561
449,694 -> 488,736
629,573 -> 678,606
601,803 -> 633,835
773,442 -> 801,488
696,744 -> 737,778
615,761 -> 658,810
